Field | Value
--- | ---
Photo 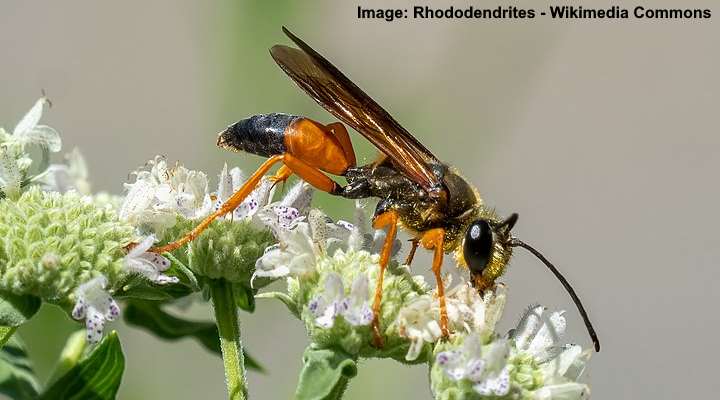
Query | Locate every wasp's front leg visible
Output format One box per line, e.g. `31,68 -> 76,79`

419,228 -> 450,339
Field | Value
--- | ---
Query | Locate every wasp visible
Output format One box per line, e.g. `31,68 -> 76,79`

152,27 -> 600,352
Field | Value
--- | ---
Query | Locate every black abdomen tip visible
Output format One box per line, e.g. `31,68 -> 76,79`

217,113 -> 299,157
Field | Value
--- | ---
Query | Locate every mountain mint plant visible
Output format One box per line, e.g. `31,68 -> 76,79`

0,97 -> 592,400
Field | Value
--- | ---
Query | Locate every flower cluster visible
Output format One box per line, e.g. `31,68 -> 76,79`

430,303 -> 591,399
397,282 -> 507,361
254,203 -> 428,359
0,187 -> 135,302
119,156 -> 212,237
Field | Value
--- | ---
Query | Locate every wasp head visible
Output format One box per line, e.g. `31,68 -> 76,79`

459,212 -> 518,292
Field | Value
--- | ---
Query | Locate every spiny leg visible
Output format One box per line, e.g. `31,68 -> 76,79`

370,210 -> 399,347
149,155 -> 284,254
419,228 -> 450,338
404,239 -> 419,267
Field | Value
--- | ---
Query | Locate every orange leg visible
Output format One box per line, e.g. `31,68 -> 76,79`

404,239 -> 419,267
326,122 -> 356,167
282,153 -> 339,194
269,164 -> 293,186
370,210 -> 399,347
419,228 -> 450,338
149,155 -> 283,254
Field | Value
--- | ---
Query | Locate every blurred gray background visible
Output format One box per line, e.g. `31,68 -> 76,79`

2,0 -> 719,398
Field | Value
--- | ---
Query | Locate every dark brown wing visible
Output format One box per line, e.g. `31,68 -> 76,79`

271,26 -> 443,195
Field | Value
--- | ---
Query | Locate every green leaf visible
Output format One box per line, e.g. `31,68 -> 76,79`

123,300 -> 263,371
233,284 -> 255,313
0,327 -> 16,348
0,292 -> 41,327
0,335 -> 41,400
45,330 -> 87,387
40,331 -> 124,400
114,274 -> 194,301
294,346 -> 357,400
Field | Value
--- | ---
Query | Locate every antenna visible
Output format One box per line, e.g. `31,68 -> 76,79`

510,238 -> 600,352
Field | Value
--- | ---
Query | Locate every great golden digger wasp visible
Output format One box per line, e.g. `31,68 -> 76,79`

151,27 -> 600,352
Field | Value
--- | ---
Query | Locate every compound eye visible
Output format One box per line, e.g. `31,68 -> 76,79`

463,219 -> 493,275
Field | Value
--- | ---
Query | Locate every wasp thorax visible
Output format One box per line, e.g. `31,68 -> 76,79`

463,219 -> 493,275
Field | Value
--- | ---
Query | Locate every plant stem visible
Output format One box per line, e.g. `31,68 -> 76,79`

210,279 -> 247,400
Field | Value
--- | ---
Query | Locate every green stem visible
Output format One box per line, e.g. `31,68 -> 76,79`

210,279 -> 248,400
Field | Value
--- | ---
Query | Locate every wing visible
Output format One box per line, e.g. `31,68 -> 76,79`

271,26 -> 443,196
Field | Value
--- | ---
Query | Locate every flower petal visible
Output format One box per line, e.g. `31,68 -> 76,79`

0,149 -> 21,198
532,382 -> 590,400
119,179 -> 157,221
527,311 -> 566,356
72,276 -> 117,345
137,252 -> 171,272
127,234 -> 156,258
216,163 -> 234,203
513,305 -> 545,351
20,125 -> 62,152
280,181 -> 313,215
473,366 -> 510,396
13,98 -> 46,136
342,274 -> 373,326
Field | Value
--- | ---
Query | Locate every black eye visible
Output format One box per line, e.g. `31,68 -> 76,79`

464,219 -> 493,274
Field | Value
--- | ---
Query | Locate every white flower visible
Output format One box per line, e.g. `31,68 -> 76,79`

397,282 -> 507,361
346,201 -> 401,255
123,235 -> 178,285
308,272 -> 373,329
0,97 -> 63,199
307,209 -> 353,254
157,164 -> 212,219
278,179 -> 313,214
397,296 -> 443,361
513,305 -> 567,360
253,180 -> 313,236
213,163 -> 276,221
533,382 -> 590,400
308,272 -> 345,328
436,334 -> 511,396
71,275 -> 120,344
39,147 -> 91,194
9,97 -> 61,152
340,273 -> 373,326
119,157 -> 212,235
432,301 -> 591,400
511,306 -> 592,400
255,204 -> 303,237
253,208 -> 355,282
253,223 -> 316,281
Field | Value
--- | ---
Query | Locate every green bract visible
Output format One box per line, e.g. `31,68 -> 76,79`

164,218 -> 275,284
0,187 -> 135,303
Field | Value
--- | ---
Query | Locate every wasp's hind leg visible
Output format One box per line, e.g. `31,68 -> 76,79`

150,116 -> 354,254
150,155 -> 284,254
326,122 -> 356,167
269,165 -> 293,187
369,210 -> 399,347
419,228 -> 450,338
281,153 -> 340,194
